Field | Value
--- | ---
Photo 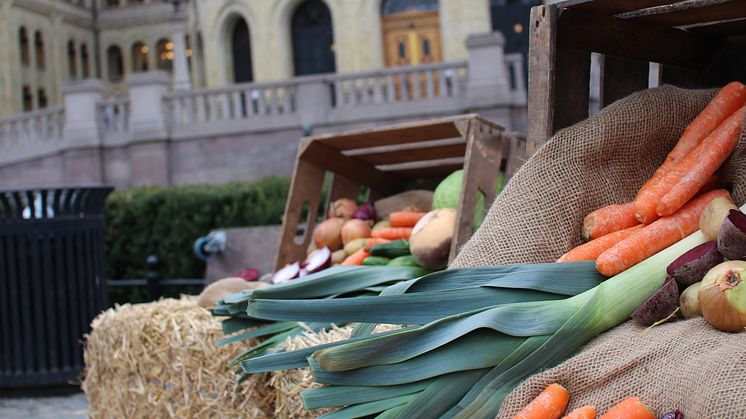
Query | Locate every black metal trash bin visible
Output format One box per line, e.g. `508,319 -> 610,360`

0,187 -> 112,388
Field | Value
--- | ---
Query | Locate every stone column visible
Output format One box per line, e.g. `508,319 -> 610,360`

60,79 -> 105,184
295,75 -> 333,133
170,10 -> 191,90
126,71 -> 171,186
465,32 -> 512,108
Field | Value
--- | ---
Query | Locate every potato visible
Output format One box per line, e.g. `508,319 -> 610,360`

331,249 -> 348,264
198,277 -> 267,309
700,196 -> 738,240
409,208 -> 457,270
344,237 -> 367,256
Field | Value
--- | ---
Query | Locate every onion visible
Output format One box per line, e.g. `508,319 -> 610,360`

237,267 -> 259,282
314,217 -> 344,250
353,203 -> 377,221
698,260 -> 746,332
341,219 -> 371,245
272,262 -> 300,284
329,198 -> 358,219
679,281 -> 702,319
303,246 -> 331,274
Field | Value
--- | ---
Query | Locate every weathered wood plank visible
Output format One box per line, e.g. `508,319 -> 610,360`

353,142 -> 467,166
623,0 -> 746,27
600,55 -> 650,108
558,0 -> 679,15
553,48 -> 591,133
528,4 -> 558,149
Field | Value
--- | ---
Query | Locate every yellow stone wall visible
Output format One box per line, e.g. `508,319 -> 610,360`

0,0 -> 495,115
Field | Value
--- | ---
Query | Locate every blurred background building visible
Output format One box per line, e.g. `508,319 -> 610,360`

0,0 -> 541,189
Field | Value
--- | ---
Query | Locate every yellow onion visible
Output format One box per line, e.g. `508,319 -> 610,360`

341,219 -> 371,246
698,260 -> 746,332
314,217 -> 344,251
329,198 -> 358,219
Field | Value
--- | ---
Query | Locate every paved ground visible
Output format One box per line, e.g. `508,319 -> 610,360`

0,392 -> 88,419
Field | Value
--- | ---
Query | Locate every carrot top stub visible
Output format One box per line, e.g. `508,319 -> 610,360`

513,383 -> 570,419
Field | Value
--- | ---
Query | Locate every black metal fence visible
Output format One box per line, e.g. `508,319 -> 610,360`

106,255 -> 205,301
0,187 -> 112,388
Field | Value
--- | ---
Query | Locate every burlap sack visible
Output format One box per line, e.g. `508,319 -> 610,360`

449,85 -> 746,418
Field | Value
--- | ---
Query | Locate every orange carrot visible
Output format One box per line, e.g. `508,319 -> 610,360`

559,225 -> 643,262
597,189 -> 731,276
562,405 -> 597,419
370,227 -> 413,240
363,237 -> 391,252
340,248 -> 371,266
656,106 -> 745,216
636,82 -> 746,200
598,397 -> 655,419
634,82 -> 746,223
582,203 -> 638,241
513,383 -> 570,419
389,211 -> 426,228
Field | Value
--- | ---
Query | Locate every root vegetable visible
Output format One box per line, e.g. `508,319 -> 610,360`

344,238 -> 368,255
341,219 -> 371,245
700,195 -> 738,240
372,220 -> 389,230
272,262 -> 301,284
698,260 -> 746,332
314,217 -> 344,250
331,249 -> 347,264
680,282 -> 702,319
303,247 -> 331,273
631,276 -> 679,326
353,202 -> 376,221
409,208 -> 457,270
717,209 -> 746,260
666,240 -> 723,289
329,198 -> 357,219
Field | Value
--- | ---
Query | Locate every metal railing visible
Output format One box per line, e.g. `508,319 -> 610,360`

106,255 -> 204,301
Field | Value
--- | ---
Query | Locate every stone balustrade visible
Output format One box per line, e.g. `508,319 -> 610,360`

0,32 -> 528,190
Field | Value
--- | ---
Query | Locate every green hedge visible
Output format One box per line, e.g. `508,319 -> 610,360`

105,177 -> 291,283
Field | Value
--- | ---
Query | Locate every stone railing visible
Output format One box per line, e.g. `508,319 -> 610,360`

328,61 -> 468,108
98,97 -> 130,138
0,106 -> 64,163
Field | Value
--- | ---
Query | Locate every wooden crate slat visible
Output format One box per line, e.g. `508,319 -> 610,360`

622,0 -> 746,27
557,8 -> 713,68
528,4 -> 559,149
559,0 -> 682,15
385,162 -> 465,180
686,17 -> 746,35
553,48 -> 591,133
600,55 -> 650,107
350,142 -> 467,166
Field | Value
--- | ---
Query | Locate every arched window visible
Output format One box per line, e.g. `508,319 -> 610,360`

81,44 -> 90,78
107,45 -> 124,81
34,30 -> 45,70
37,88 -> 48,109
131,41 -> 149,72
67,40 -> 77,79
291,0 -> 335,76
22,85 -> 33,111
156,38 -> 173,72
228,17 -> 253,83
19,27 -> 30,66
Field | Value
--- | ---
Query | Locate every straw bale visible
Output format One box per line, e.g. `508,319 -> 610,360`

82,296 -> 273,418
270,323 -> 402,418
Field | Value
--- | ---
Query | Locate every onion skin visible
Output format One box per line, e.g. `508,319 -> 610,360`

314,218 -> 344,251
341,219 -> 371,245
329,198 -> 358,220
699,260 -> 746,332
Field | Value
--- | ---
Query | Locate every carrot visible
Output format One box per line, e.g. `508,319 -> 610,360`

513,383 -> 570,419
370,227 -> 413,240
598,396 -> 655,419
582,203 -> 638,241
656,106 -> 745,216
634,82 -> 746,223
597,189 -> 731,276
558,225 -> 643,262
340,248 -> 371,266
389,211 -> 426,228
363,237 -> 390,252
562,405 -> 597,419
635,82 -> 746,201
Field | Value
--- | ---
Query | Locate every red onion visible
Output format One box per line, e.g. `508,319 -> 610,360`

353,202 -> 376,221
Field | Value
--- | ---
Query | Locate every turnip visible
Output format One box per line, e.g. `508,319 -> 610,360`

409,208 -> 457,270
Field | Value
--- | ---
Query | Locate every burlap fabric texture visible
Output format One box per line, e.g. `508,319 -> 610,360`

450,85 -> 746,418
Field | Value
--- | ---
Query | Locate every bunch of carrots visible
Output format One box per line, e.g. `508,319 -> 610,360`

513,383 -> 656,419
340,210 -> 423,265
559,81 -> 746,276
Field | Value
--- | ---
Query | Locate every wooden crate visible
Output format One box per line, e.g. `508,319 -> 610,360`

528,0 -> 746,151
274,114 -> 528,269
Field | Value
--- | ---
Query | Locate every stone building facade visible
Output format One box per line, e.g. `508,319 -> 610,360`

0,0 -> 539,117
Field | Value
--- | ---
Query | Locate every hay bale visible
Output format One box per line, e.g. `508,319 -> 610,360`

82,296 -> 273,418
270,324 -> 402,418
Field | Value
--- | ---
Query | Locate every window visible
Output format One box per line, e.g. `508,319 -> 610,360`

34,31 -> 44,70
22,86 -> 33,111
229,17 -> 253,83
37,89 -> 48,109
131,41 -> 149,72
107,45 -> 124,81
68,40 -> 77,79
19,27 -> 29,66
291,0 -> 336,76
156,38 -> 173,72
81,44 -> 90,78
